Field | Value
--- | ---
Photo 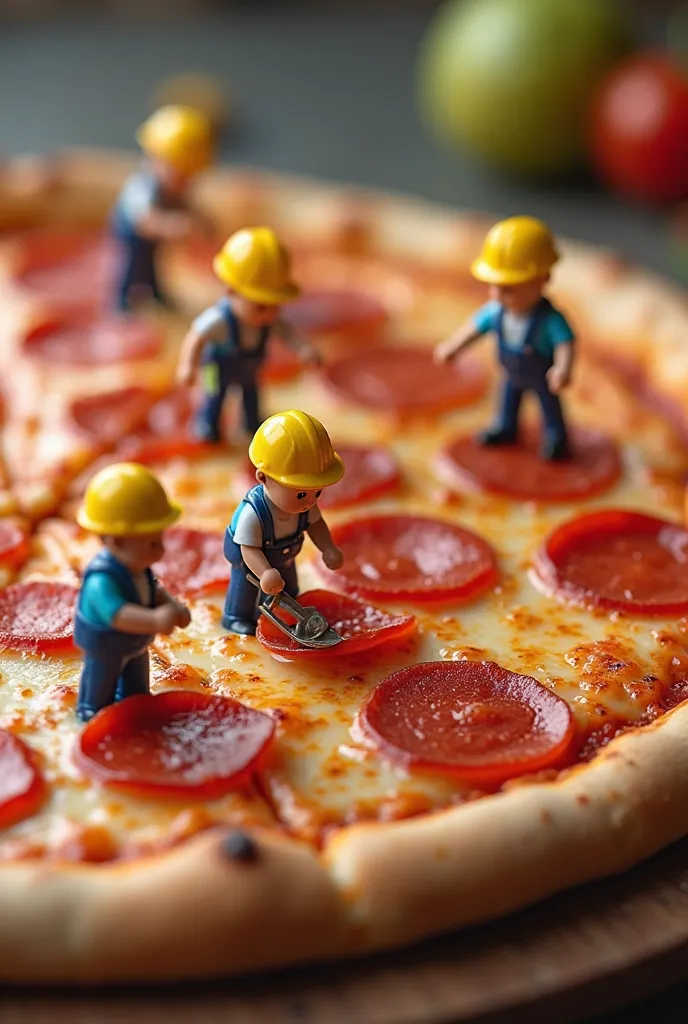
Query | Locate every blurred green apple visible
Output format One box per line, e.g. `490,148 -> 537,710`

418,0 -> 631,176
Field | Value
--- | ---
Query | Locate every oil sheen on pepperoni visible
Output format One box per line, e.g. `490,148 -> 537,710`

153,527 -> 229,597
359,660 -> 574,783
316,514 -> 498,603
75,691 -> 276,800
0,731 -> 46,828
0,581 -> 78,652
534,509 -> 688,615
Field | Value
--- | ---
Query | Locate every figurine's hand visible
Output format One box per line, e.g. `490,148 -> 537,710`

154,604 -> 179,635
176,363 -> 196,388
300,347 -> 322,368
546,365 -> 570,394
174,602 -> 192,629
322,545 -> 344,571
260,568 -> 285,595
433,339 -> 460,365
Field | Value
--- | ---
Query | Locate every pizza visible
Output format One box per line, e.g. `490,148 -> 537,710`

0,147 -> 688,985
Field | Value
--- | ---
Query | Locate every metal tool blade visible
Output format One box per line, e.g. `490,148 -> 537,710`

246,572 -> 343,649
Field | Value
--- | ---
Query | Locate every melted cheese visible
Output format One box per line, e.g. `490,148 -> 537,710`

1,244 -> 687,854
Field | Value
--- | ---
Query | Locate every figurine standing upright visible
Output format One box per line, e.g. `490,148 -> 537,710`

176,227 -> 320,443
111,105 -> 214,312
222,410 -> 345,635
73,463 -> 191,721
435,217 -> 575,461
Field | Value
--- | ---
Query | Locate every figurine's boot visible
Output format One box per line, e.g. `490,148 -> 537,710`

478,427 -> 518,446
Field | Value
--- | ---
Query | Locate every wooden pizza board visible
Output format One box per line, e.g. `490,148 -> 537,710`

2,835 -> 688,1023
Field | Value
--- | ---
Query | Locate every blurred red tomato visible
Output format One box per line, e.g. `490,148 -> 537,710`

589,53 -> 688,204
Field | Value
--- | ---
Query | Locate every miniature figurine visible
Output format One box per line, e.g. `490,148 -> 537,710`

111,105 -> 214,312
73,463 -> 191,721
222,409 -> 345,635
435,216 -> 575,461
176,226 -> 320,443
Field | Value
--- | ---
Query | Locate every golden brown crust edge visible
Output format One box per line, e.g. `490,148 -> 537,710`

0,149 -> 687,983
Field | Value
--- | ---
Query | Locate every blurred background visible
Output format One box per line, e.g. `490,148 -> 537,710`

0,0 -> 686,281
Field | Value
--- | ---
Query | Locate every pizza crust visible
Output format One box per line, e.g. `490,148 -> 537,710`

1,150 -> 688,982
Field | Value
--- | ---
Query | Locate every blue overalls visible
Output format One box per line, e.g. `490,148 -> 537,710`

74,550 -> 156,721
195,299 -> 271,442
488,298 -> 568,454
110,173 -> 179,312
222,484 -> 309,634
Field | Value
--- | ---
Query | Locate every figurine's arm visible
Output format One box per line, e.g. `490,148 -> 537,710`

111,602 -> 180,635
546,341 -> 574,394
176,327 -> 208,387
154,583 -> 191,628
136,208 -> 196,243
276,318 -> 321,366
240,544 -> 285,594
307,517 -> 344,570
434,319 -> 485,364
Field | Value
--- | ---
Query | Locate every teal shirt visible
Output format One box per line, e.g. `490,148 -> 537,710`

79,573 -> 130,629
473,301 -> 575,358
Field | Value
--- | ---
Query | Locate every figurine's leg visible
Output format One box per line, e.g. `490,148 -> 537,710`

221,569 -> 260,634
241,382 -> 261,435
536,383 -> 569,460
147,245 -> 174,310
479,379 -> 522,445
194,375 -> 227,443
115,650 -> 150,703
115,240 -> 139,313
77,654 -> 122,722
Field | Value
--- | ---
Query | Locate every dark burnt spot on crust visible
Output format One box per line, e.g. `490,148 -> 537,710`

221,830 -> 260,865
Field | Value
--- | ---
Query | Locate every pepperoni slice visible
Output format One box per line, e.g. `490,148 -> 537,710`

153,527 -> 230,597
0,521 -> 29,570
534,510 -> 688,616
69,387 -> 156,445
0,731 -> 45,828
256,589 -> 416,660
321,346 -> 488,416
22,314 -> 162,367
118,389 -> 211,463
283,290 -> 387,342
0,581 -> 78,652
12,232 -> 118,312
317,514 -> 498,603
75,691 -> 275,800
438,428 -> 621,503
359,660 -> 574,784
319,444 -> 401,509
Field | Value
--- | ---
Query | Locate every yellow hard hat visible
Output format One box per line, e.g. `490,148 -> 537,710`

136,105 -> 213,176
77,463 -> 182,536
249,410 -> 345,489
212,226 -> 300,305
471,217 -> 559,286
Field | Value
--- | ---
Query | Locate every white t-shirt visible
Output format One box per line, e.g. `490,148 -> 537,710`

191,305 -> 264,353
500,311 -> 531,350
232,495 -> 322,546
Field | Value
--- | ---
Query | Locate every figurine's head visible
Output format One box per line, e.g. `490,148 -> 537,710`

471,216 -> 559,313
77,463 -> 181,570
137,105 -> 214,192
248,410 -> 344,514
102,531 -> 166,573
213,227 -> 299,326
